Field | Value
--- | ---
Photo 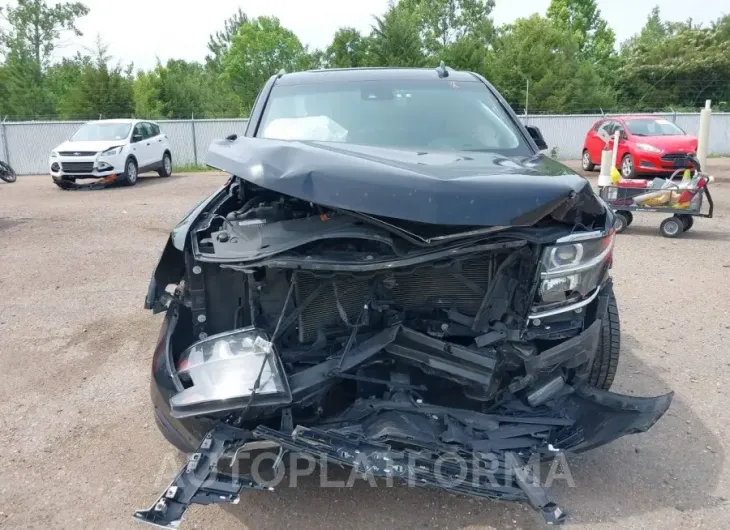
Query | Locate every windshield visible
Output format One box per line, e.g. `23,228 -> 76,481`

626,119 -> 685,137
257,80 -> 531,155
71,122 -> 132,141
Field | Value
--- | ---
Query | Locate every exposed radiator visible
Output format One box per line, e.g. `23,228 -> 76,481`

294,254 -> 499,343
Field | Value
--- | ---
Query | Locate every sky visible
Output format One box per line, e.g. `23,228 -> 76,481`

56,0 -> 728,71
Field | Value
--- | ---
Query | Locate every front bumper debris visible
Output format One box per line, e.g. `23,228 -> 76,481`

52,173 -> 119,190
135,385 -> 672,528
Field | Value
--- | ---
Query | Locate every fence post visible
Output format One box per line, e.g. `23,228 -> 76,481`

1,117 -> 10,167
191,113 -> 198,166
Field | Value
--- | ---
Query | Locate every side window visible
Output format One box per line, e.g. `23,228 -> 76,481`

614,122 -> 625,136
132,124 -> 145,142
599,120 -> 615,135
150,123 -> 161,136
142,122 -> 156,139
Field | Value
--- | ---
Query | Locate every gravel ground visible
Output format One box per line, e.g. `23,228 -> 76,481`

1,165 -> 730,530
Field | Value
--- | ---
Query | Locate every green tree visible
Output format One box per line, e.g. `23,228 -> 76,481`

55,36 -> 134,118
369,1 -> 425,67
617,21 -> 730,111
206,8 -> 248,72
0,0 -> 89,117
546,0 -> 616,73
221,16 -> 307,114
325,27 -> 372,68
401,0 -> 495,57
488,14 -> 613,113
1,0 -> 89,69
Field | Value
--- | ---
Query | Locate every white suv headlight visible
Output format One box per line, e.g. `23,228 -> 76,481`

100,146 -> 123,157
537,230 -> 615,306
169,327 -> 292,418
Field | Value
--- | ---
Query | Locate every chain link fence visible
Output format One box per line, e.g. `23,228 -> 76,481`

2,114 -> 729,175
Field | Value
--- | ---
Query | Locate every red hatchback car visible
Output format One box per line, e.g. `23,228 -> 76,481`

582,116 -> 699,178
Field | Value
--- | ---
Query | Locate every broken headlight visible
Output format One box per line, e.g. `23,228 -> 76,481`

537,230 -> 615,306
170,327 -> 292,418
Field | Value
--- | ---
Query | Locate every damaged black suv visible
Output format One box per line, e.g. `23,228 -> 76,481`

138,67 -> 672,527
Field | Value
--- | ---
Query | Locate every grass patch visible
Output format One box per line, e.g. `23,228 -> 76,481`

173,163 -> 217,173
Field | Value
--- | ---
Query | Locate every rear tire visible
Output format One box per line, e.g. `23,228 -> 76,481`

588,285 -> 620,390
582,150 -> 595,171
158,152 -> 172,178
121,157 -> 138,186
676,214 -> 694,232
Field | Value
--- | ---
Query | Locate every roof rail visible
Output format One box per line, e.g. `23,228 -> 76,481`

435,61 -> 449,78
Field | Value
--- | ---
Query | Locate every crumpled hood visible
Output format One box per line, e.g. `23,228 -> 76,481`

206,137 -> 606,227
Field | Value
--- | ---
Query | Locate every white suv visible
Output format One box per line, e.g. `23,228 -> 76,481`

50,119 -> 172,188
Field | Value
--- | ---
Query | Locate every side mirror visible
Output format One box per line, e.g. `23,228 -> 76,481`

620,131 -> 628,141
526,125 -> 548,151
132,134 -> 143,143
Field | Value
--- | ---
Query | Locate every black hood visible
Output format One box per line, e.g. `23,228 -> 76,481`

206,137 -> 605,227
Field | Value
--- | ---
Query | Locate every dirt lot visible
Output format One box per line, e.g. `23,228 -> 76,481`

1,164 -> 730,530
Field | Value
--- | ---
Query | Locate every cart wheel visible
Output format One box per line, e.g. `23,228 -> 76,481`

660,217 -> 684,238
675,214 -> 694,232
614,212 -> 630,233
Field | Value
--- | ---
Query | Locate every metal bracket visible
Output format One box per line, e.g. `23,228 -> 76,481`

134,426 -> 267,528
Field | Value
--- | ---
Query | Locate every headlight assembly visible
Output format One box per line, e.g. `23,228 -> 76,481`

169,327 -> 292,418
636,143 -> 661,153
100,146 -> 123,157
537,230 -> 615,307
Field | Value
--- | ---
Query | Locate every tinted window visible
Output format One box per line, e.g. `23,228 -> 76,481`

132,124 -> 145,141
150,123 -> 161,136
71,122 -> 131,141
626,119 -> 685,136
258,80 -> 531,155
141,123 -> 155,138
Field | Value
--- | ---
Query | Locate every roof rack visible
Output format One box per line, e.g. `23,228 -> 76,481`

435,61 -> 449,78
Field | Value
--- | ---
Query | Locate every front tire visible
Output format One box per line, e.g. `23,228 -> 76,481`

121,157 -> 138,186
621,154 -> 637,179
660,217 -> 683,238
582,150 -> 596,171
588,286 -> 620,390
158,152 -> 172,178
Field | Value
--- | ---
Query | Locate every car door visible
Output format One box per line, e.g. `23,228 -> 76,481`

588,120 -> 611,163
130,123 -> 154,168
144,122 -> 166,165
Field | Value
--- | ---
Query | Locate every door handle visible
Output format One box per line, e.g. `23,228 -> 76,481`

146,142 -> 151,146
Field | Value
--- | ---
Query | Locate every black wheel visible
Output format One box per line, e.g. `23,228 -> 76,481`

621,154 -> 637,179
121,157 -> 138,186
158,151 -> 172,177
581,150 -> 596,171
588,285 -> 620,390
0,160 -> 17,183
614,212 -> 629,233
676,214 -> 694,232
623,211 -> 633,226
659,217 -> 684,238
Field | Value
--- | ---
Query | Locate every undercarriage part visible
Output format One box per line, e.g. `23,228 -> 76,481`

134,426 -> 267,528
